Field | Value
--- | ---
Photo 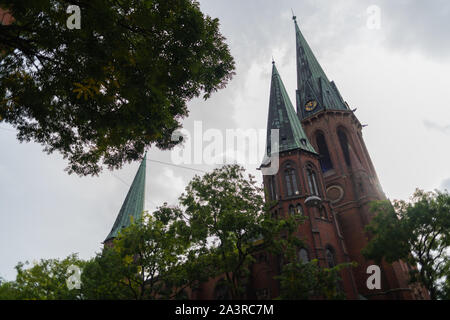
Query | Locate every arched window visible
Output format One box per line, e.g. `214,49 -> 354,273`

316,132 -> 333,172
284,163 -> 299,196
306,166 -> 320,196
325,247 -> 336,268
268,175 -> 277,200
337,128 -> 351,166
296,204 -> 304,216
298,248 -> 309,264
320,206 -> 328,219
289,205 -> 296,216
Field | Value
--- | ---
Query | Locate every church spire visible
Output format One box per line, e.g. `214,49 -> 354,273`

104,154 -> 146,243
294,18 -> 348,120
264,62 -> 316,161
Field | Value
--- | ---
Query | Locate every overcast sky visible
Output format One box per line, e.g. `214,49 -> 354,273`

1,0 -> 449,280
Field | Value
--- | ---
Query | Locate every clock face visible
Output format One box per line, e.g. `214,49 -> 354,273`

305,100 -> 318,111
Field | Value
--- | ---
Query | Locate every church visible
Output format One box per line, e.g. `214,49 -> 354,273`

104,16 -> 428,300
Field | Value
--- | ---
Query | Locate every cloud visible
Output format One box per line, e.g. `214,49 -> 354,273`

378,0 -> 450,60
440,178 -> 450,192
423,120 -> 450,134
149,167 -> 187,209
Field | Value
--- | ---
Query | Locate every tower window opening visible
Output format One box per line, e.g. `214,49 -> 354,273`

316,132 -> 333,172
337,129 -> 351,166
325,247 -> 336,268
296,204 -> 304,216
289,205 -> 296,216
268,175 -> 277,200
284,163 -> 299,196
319,205 -> 327,219
299,248 -> 310,264
306,166 -> 320,196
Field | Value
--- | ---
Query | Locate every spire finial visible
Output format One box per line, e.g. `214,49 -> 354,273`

291,8 -> 296,21
272,56 -> 275,65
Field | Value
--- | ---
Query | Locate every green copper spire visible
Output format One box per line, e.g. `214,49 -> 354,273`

264,62 -> 317,160
105,154 -> 146,242
293,16 -> 348,120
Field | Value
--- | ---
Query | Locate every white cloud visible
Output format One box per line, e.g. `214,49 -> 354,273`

150,167 -> 186,208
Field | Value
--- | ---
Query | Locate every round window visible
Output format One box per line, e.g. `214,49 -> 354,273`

326,185 -> 344,203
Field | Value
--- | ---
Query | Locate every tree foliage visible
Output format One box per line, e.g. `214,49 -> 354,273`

2,254 -> 85,300
362,189 -> 450,299
0,277 -> 19,300
0,0 -> 235,175
274,212 -> 354,300
80,248 -> 136,299
277,259 -> 352,300
177,164 -> 308,299
82,212 -> 198,299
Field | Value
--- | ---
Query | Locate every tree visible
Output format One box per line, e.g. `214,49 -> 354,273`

82,211 -> 201,299
80,248 -> 136,299
273,213 -> 354,300
0,277 -> 19,300
11,254 -> 85,300
441,261 -> 450,300
178,164 -> 305,299
0,0 -> 235,175
277,260 -> 352,300
362,189 -> 450,299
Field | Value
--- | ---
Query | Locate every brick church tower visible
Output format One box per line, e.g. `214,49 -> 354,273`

259,16 -> 426,299
259,61 -> 359,299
